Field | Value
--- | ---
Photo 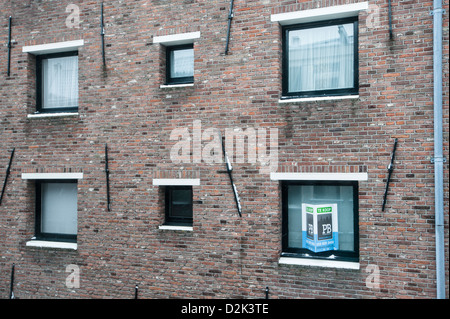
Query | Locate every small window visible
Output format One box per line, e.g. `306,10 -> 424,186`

165,186 -> 193,226
35,180 -> 78,242
282,17 -> 358,98
36,51 -> 79,113
282,181 -> 359,262
166,44 -> 194,85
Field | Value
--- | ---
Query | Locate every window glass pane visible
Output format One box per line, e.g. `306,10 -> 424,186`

42,55 -> 78,109
41,182 -> 77,235
170,48 -> 194,79
287,184 -> 354,252
169,188 -> 192,219
288,23 -> 354,93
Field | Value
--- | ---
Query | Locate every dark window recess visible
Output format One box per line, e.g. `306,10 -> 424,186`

36,51 -> 79,113
166,44 -> 194,85
281,180 -> 359,263
165,186 -> 193,226
35,180 -> 78,242
282,17 -> 359,99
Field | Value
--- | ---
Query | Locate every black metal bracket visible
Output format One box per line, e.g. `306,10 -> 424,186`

101,2 -> 106,68
7,16 -> 12,76
388,0 -> 393,40
9,263 -> 15,299
221,134 -> 242,217
224,0 -> 235,55
0,148 -> 15,206
105,144 -> 111,211
382,138 -> 398,211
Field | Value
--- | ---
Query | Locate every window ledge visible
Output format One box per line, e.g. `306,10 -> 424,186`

26,240 -> 77,250
279,95 -> 359,104
160,83 -> 194,89
158,225 -> 193,231
279,257 -> 359,270
27,112 -> 79,119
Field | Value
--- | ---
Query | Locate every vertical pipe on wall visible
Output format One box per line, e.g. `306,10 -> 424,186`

432,0 -> 446,300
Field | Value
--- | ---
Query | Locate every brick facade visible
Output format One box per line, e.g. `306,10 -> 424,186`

0,0 -> 448,299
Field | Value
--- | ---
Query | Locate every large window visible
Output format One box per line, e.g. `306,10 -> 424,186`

166,44 -> 194,85
165,186 -> 193,226
282,17 -> 358,98
35,180 -> 78,242
282,181 -> 359,262
36,51 -> 79,113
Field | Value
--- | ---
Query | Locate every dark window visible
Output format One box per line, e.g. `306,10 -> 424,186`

166,44 -> 194,85
35,180 -> 78,242
165,186 -> 193,226
282,181 -> 359,262
36,51 -> 79,113
282,17 -> 358,99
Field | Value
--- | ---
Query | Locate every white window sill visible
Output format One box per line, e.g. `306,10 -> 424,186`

270,172 -> 368,181
26,240 -> 77,250
279,257 -> 359,270
22,172 -> 83,180
160,83 -> 194,89
27,112 -> 79,119
279,95 -> 359,104
158,225 -> 193,231
153,178 -> 200,186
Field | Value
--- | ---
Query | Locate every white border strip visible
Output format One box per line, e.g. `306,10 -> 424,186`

158,225 -> 193,231
271,2 -> 369,25
279,257 -> 360,270
26,240 -> 77,250
153,178 -> 200,186
27,112 -> 79,119
23,40 -> 84,55
153,31 -> 200,45
160,83 -> 194,89
279,95 -> 359,103
22,173 -> 84,180
270,172 -> 368,181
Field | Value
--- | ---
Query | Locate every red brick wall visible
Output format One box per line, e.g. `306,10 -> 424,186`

0,0 -> 448,299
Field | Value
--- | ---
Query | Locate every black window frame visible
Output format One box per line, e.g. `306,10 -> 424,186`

36,51 -> 79,113
35,179 -> 78,243
164,186 -> 193,226
165,44 -> 194,85
281,180 -> 359,263
281,17 -> 359,99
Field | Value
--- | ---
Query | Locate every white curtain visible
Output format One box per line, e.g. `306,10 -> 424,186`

41,183 -> 78,235
170,48 -> 194,79
42,55 -> 78,109
288,23 -> 354,93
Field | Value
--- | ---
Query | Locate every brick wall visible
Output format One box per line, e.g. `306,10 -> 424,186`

0,0 -> 448,299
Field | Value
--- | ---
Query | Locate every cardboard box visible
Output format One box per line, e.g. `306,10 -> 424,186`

302,203 -> 339,253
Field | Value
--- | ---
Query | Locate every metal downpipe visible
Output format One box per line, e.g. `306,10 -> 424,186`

432,0 -> 446,299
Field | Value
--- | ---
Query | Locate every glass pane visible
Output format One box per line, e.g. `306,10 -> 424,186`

287,184 -> 354,252
170,48 -> 194,79
288,23 -> 354,93
42,55 -> 78,109
41,182 -> 78,235
169,188 -> 192,219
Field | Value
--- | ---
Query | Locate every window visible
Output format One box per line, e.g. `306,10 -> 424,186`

165,186 -> 193,226
166,44 -> 194,85
36,51 -> 79,113
35,180 -> 78,242
282,17 -> 358,98
282,180 -> 359,262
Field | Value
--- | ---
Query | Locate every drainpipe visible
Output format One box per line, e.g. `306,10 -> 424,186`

432,0 -> 446,300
